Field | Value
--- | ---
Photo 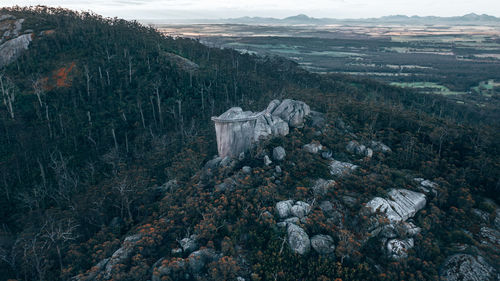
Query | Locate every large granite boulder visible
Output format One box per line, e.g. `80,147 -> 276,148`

440,254 -> 497,281
310,234 -> 335,255
303,142 -> 323,154
366,189 -> 426,223
287,224 -> 310,255
211,99 -> 311,158
290,201 -> 311,219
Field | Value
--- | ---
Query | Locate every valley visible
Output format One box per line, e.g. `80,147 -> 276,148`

156,23 -> 500,100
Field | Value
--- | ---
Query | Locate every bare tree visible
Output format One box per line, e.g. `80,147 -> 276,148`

0,73 -> 16,119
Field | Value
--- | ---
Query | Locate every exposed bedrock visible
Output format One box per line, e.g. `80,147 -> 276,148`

211,99 -> 312,158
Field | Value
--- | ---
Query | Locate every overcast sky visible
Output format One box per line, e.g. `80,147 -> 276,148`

3,0 -> 500,20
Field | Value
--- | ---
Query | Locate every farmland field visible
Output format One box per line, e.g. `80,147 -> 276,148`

155,23 -> 500,100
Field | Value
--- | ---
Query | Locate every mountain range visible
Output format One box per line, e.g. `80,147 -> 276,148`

148,13 -> 500,25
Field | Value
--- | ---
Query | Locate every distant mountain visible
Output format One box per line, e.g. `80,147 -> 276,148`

152,13 -> 500,25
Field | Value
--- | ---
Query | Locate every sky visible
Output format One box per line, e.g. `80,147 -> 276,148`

2,0 -> 500,20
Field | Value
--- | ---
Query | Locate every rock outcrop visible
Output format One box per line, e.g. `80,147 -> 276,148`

272,146 -> 286,161
346,140 -> 373,158
303,142 -> 323,154
440,254 -> 497,281
311,178 -> 336,197
211,99 -> 312,158
366,189 -> 426,223
0,31 -> 32,68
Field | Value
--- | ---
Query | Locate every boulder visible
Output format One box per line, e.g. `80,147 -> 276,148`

472,209 -> 490,223
285,217 -> 300,225
303,142 -> 323,154
275,165 -> 282,174
369,141 -> 392,153
311,178 -> 336,197
310,234 -> 335,255
276,200 -> 294,219
270,99 -> 311,128
440,254 -> 497,281
386,238 -> 414,260
287,224 -> 310,255
329,160 -> 358,177
307,110 -> 326,130
254,114 -> 289,141
103,234 -> 142,279
346,140 -> 373,158
264,155 -> 272,166
0,33 -> 32,67
366,189 -> 426,223
180,235 -> 199,253
272,146 -> 286,161
480,227 -> 500,245
241,166 -> 252,174
187,248 -> 219,273
290,201 -> 311,219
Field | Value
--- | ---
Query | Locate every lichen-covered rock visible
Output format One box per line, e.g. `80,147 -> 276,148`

273,146 -> 286,161
303,142 -> 323,154
263,155 -> 272,166
440,254 -> 497,281
242,166 -> 252,174
329,160 -> 358,177
290,201 -> 311,219
0,33 -> 32,67
287,224 -> 310,255
366,189 -> 426,223
346,140 -> 373,158
386,238 -> 414,260
276,200 -> 294,219
311,178 -> 336,197
310,234 -> 335,255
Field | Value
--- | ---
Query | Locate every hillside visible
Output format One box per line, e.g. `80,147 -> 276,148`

0,6 -> 499,281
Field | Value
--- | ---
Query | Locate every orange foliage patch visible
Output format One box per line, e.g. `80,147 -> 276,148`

41,62 -> 76,91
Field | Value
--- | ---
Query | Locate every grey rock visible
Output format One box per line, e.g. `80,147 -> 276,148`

102,234 -> 142,279
275,165 -> 282,174
271,99 -> 311,128
276,200 -> 294,219
472,209 -> 490,223
321,151 -> 333,160
163,52 -> 199,72
495,209 -> 500,230
287,224 -> 310,255
237,277 -> 246,281
273,146 -> 286,161
0,15 -> 16,22
291,201 -> 311,219
319,201 -> 334,215
285,217 -> 300,225
366,189 -> 426,223
0,33 -> 32,67
386,238 -> 414,260
264,155 -> 272,166
307,110 -> 326,130
171,248 -> 183,255
310,234 -> 335,255
346,140 -> 373,158
440,254 -> 496,281
480,227 -> 500,245
369,141 -> 392,153
329,160 -> 358,177
242,166 -> 252,174
303,142 -> 323,154
311,178 -> 336,197
187,248 -> 219,273
341,195 -> 358,208
156,179 -> 178,195
205,157 -> 222,170
180,235 -> 198,253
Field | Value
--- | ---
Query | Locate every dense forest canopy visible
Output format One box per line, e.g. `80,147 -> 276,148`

0,6 -> 498,281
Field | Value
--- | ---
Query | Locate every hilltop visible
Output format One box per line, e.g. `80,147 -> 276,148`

0,6 -> 499,281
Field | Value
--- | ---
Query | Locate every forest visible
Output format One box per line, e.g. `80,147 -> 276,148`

0,6 -> 499,281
